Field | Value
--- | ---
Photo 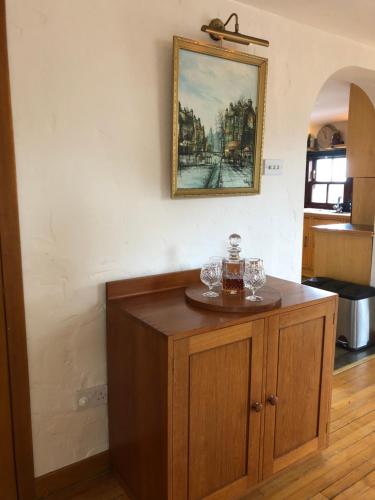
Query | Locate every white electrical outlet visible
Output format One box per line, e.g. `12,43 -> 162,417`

76,384 -> 108,411
263,159 -> 283,175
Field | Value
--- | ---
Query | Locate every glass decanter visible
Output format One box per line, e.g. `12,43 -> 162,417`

222,233 -> 245,295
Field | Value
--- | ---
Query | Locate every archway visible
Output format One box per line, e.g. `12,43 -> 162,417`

302,66 -> 375,370
302,67 -> 375,276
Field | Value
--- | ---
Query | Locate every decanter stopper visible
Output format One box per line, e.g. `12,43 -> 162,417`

228,233 -> 242,261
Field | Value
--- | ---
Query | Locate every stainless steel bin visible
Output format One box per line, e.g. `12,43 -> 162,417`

336,285 -> 375,350
303,278 -> 375,350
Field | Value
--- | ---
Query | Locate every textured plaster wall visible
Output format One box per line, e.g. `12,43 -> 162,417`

5,0 -> 375,476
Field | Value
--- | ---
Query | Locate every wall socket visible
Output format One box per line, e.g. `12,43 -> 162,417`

263,159 -> 284,175
76,384 -> 108,411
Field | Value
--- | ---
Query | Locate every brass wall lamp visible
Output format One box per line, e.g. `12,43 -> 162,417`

201,13 -> 269,47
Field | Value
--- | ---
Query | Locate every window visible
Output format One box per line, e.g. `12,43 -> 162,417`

305,149 -> 352,209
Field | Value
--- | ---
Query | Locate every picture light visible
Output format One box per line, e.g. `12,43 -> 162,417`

201,13 -> 269,47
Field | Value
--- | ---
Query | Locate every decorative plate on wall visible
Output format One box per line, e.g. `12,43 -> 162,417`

317,124 -> 338,149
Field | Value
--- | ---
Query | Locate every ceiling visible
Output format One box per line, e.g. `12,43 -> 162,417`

310,79 -> 350,125
238,0 -> 375,47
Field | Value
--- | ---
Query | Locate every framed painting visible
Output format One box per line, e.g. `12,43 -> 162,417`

171,36 -> 267,198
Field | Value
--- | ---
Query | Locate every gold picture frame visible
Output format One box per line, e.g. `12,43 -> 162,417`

172,36 -> 268,198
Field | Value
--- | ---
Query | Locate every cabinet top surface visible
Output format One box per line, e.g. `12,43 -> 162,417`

107,271 -> 336,339
304,209 -> 351,219
312,223 -> 374,236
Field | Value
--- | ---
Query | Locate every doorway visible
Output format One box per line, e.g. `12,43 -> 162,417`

0,1 -> 35,498
302,69 -> 375,373
302,77 -> 352,281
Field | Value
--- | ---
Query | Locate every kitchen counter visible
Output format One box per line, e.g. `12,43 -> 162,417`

304,208 -> 351,220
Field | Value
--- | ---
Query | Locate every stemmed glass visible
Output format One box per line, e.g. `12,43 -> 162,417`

209,257 -> 223,293
244,258 -> 266,301
200,261 -> 222,297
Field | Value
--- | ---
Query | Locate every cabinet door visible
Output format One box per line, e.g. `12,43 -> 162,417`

172,321 -> 264,500
263,302 -> 336,478
302,215 -> 337,276
302,217 -> 312,271
309,218 -> 321,276
347,83 -> 375,178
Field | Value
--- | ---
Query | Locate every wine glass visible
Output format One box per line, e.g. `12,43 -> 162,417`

200,262 -> 222,297
244,258 -> 266,301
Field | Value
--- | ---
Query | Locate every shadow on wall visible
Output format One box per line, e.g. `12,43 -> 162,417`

317,66 -> 375,108
156,38 -> 174,200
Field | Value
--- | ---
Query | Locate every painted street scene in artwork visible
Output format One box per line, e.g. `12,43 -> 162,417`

177,49 -> 259,190
177,153 -> 253,189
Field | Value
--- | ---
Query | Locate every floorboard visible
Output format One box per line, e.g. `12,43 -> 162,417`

62,358 -> 375,499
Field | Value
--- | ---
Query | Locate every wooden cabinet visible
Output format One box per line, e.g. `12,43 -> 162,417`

347,84 -> 375,179
302,216 -> 312,271
107,270 -> 337,500
313,224 -> 374,286
352,178 -> 375,225
302,211 -> 351,277
347,84 -> 375,225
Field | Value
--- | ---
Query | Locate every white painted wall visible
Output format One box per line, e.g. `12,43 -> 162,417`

5,0 -> 375,476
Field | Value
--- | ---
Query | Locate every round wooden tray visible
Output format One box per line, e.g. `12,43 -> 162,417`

185,283 -> 282,313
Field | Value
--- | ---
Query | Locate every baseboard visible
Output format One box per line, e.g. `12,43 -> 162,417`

35,450 -> 110,499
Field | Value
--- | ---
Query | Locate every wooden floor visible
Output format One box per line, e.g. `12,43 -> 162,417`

64,358 -> 375,499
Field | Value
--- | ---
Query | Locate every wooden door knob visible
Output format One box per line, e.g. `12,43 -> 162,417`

252,401 -> 263,413
267,394 -> 279,406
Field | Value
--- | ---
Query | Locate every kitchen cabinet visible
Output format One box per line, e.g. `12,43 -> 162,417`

313,223 -> 374,286
302,216 -> 312,271
347,84 -> 375,179
347,84 -> 375,225
107,270 -> 336,500
352,178 -> 375,225
302,210 -> 351,277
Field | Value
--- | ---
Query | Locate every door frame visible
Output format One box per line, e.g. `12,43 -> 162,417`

0,1 -> 35,498
0,245 -> 18,499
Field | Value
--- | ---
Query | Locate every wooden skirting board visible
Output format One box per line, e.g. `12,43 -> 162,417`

35,451 -> 110,499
